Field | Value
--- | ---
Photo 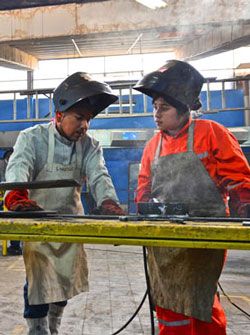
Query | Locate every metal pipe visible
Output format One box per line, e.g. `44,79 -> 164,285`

119,88 -> 123,114
243,80 -> 250,126
221,81 -> 226,109
35,92 -> 39,119
129,85 -> 133,114
143,94 -> 147,113
49,93 -> 53,117
206,80 -> 211,112
13,92 -> 17,120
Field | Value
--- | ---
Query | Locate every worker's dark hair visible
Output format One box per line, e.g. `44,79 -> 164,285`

152,94 -> 202,115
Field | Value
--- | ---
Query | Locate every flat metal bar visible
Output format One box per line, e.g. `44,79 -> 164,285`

0,233 -> 249,250
0,211 -> 57,218
0,219 -> 249,250
0,179 -> 80,190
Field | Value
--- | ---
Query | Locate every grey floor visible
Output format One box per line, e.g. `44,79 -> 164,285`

0,245 -> 249,335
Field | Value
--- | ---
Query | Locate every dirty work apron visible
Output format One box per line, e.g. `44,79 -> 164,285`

147,121 -> 226,322
24,124 -> 88,305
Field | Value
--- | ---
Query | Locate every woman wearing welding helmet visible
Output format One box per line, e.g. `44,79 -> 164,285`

134,60 -> 250,335
4,72 -> 124,334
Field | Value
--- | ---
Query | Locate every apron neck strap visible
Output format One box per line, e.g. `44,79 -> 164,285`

47,123 -> 55,170
187,120 -> 194,152
155,135 -> 162,159
154,120 -> 195,159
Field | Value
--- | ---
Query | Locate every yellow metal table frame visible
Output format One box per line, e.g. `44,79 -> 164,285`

0,218 -> 250,250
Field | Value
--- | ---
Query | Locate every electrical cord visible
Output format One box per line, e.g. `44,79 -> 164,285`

218,282 -> 250,319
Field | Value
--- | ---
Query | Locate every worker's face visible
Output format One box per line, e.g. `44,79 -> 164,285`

55,106 -> 93,142
153,97 -> 188,133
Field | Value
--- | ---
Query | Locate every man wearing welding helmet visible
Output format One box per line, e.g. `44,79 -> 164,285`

4,72 -> 124,334
134,60 -> 250,335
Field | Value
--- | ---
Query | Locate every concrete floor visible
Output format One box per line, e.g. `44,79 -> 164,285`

0,245 -> 249,335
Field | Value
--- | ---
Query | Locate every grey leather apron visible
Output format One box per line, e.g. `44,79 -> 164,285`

24,124 -> 88,305
147,121 -> 226,322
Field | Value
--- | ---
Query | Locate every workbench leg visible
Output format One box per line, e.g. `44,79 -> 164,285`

2,240 -> 7,256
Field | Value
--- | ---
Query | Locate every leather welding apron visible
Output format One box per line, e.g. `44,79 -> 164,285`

147,121 -> 226,322
24,124 -> 88,305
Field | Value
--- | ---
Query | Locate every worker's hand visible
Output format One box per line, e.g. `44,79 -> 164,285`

100,199 -> 125,215
8,199 -> 43,212
5,189 -> 43,212
237,203 -> 250,218
92,199 -> 125,215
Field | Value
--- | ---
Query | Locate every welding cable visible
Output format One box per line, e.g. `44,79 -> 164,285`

142,246 -> 155,335
110,247 -> 155,335
218,282 -> 250,319
110,290 -> 148,335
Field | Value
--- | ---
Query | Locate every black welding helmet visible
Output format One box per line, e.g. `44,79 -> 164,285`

134,60 -> 204,112
53,72 -> 118,117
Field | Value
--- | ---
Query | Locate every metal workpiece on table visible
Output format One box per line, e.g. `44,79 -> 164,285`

0,179 -> 81,190
0,217 -> 250,250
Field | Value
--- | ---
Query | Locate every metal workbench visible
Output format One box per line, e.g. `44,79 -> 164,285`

0,218 -> 250,250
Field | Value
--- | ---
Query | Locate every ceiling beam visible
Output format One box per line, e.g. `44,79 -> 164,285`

0,1 -> 108,11
176,22 -> 250,61
0,1 -> 249,42
0,44 -> 38,70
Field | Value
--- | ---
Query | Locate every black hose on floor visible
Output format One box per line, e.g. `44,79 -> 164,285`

142,246 -> 155,335
109,246 -> 155,335
110,290 -> 148,335
218,282 -> 250,319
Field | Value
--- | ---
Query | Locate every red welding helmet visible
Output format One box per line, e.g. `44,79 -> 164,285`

134,60 -> 204,111
53,72 -> 118,117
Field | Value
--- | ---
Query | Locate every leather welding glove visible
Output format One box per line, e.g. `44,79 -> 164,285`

237,203 -> 250,218
92,199 -> 125,215
229,188 -> 250,218
5,189 -> 43,212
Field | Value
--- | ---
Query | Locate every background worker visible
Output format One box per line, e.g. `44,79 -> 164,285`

4,72 -> 124,335
0,148 -> 22,255
134,60 -> 250,335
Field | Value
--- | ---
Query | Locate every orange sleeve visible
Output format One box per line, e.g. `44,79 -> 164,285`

135,142 -> 154,203
208,122 -> 250,190
135,134 -> 160,202
207,121 -> 250,214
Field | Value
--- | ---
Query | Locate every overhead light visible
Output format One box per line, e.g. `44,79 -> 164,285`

135,0 -> 167,9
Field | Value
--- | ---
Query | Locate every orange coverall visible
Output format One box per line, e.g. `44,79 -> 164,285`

136,118 -> 250,334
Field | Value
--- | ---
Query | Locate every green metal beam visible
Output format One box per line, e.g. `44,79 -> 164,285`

0,218 -> 250,250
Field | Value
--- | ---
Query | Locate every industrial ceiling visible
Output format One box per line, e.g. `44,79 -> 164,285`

0,0 -> 249,70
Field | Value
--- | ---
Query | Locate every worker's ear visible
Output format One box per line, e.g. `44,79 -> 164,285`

55,111 -> 64,123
